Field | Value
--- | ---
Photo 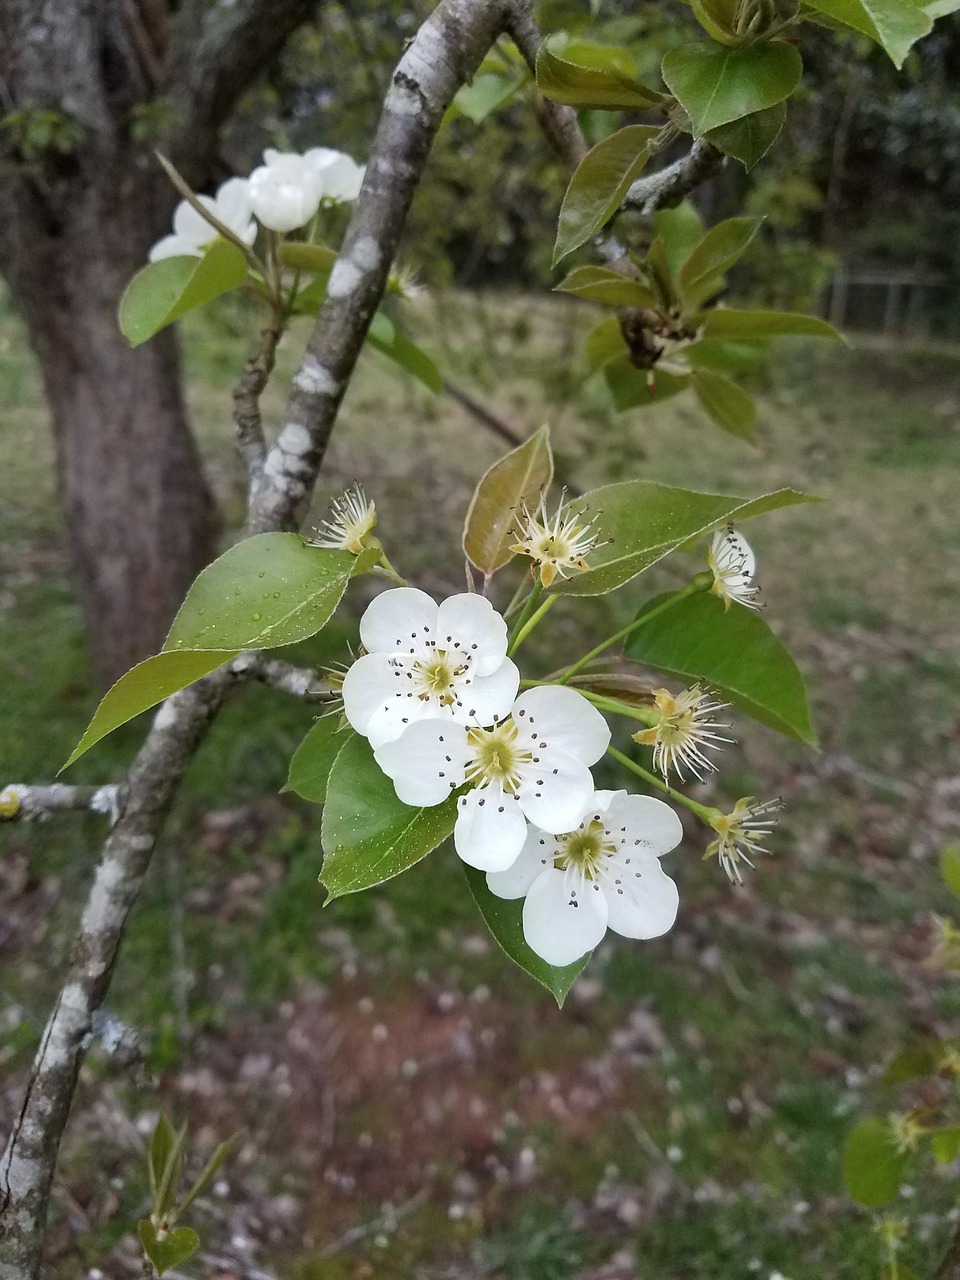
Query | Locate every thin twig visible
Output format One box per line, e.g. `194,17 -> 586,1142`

0,784 -> 122,824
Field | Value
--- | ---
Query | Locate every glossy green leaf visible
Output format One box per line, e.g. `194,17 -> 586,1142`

63,649 -> 236,769
604,359 -> 689,411
661,42 -> 803,136
553,124 -> 661,264
164,536 -> 355,652
626,591 -> 817,745
940,845 -> 960,897
537,38 -> 663,109
843,1118 -> 907,1207
119,239 -> 248,346
463,425 -> 553,575
366,312 -> 442,393
690,368 -> 757,440
702,308 -> 843,341
320,735 -> 458,901
931,1126 -> 960,1165
138,1222 -> 201,1277
803,0 -> 931,65
553,482 -> 815,596
555,265 -> 658,308
463,865 -> 589,1005
284,717 -> 348,804
679,217 -> 762,296
653,202 -> 705,277
706,102 -> 785,169
454,73 -> 520,125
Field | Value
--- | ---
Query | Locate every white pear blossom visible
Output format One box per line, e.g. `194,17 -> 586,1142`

305,147 -> 365,202
310,484 -> 377,554
705,796 -> 782,883
632,685 -> 732,780
374,686 -> 611,872
486,790 -> 682,965
342,588 -> 519,749
149,177 -> 256,262
708,526 -> 759,610
510,495 -> 601,588
248,149 -> 323,232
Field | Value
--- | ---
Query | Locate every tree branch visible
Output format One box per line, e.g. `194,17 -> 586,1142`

227,653 -> 334,703
0,784 -> 122,824
621,137 -> 725,214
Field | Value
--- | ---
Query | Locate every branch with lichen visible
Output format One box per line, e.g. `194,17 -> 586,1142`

0,783 -> 123,824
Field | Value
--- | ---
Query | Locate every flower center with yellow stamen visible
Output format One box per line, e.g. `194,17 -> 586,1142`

412,650 -> 465,705
556,819 -> 618,880
464,720 -> 531,793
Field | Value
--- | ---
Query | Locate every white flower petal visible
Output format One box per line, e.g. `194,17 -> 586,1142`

215,177 -> 251,224
148,234 -> 201,262
365,690 -> 458,750
522,867 -> 608,965
517,749 -> 595,834
604,794 -> 684,856
248,161 -> 321,232
341,652 -> 404,740
486,825 -> 557,899
461,659 -> 519,726
306,148 -> 365,201
603,858 -> 679,940
513,685 -> 610,765
435,594 -> 509,677
374,720 -> 469,808
359,587 -> 438,654
454,787 -> 527,871
171,196 -> 215,243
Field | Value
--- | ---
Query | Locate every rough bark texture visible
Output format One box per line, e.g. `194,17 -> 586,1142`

0,0 -> 318,682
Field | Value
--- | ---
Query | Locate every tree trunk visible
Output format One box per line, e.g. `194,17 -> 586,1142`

4,162 -> 220,686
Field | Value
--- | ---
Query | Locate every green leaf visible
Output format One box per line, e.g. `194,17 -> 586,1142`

883,1046 -> 936,1084
537,38 -> 663,110
463,426 -> 554,575
553,124 -> 661,264
685,338 -> 768,375
553,482 -> 815,596
679,218 -> 762,297
843,1118 -> 907,1207
940,845 -> 960,897
149,1116 -> 176,1206
661,42 -> 803,136
320,735 -> 458,901
366,312 -> 442,393
463,865 -> 589,1005
653,202 -> 705,277
119,239 -> 248,346
280,241 -> 338,276
154,1122 -> 187,1221
706,102 -> 785,169
63,649 -> 237,769
603,359 -> 689,411
690,368 -> 757,440
585,317 -> 629,372
931,1126 -> 960,1165
177,1134 -> 240,1216
555,265 -> 658,308
702,308 -> 843,341
138,1221 -> 201,1277
164,536 -> 355,652
454,73 -> 521,125
803,0 -> 931,65
626,591 -> 817,745
284,717 -> 346,805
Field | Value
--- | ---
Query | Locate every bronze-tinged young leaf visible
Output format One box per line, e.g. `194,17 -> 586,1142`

62,649 -> 237,769
661,42 -> 803,136
284,718 -> 348,805
555,265 -> 658,308
702,308 -> 843,341
803,0 -> 931,66
625,591 -> 817,746
462,865 -> 589,1005
690,368 -> 757,441
138,1222 -> 201,1277
164,535 -> 356,652
706,102 -> 785,169
463,425 -> 553,575
553,481 -> 815,596
119,239 -> 248,346
536,38 -> 664,110
842,1118 -> 908,1207
320,735 -> 458,901
366,312 -> 442,393
553,125 -> 661,264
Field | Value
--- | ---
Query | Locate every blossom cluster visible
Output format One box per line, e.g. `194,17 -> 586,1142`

149,147 -> 365,262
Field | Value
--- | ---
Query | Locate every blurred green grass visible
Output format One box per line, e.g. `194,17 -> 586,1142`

2,290 -> 960,1277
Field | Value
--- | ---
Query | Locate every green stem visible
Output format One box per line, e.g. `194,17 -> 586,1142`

507,579 -> 544,654
556,576 -> 710,685
574,690 -> 657,727
373,551 -> 409,586
503,573 -> 534,621
509,593 -> 556,655
607,745 -> 716,823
